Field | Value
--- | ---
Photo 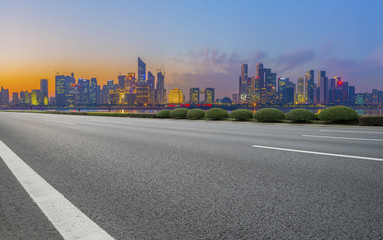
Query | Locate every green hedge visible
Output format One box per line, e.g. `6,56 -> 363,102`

286,109 -> 315,123
156,110 -> 172,118
254,108 -> 285,122
87,112 -> 129,117
318,106 -> 359,123
205,108 -> 229,120
229,109 -> 253,121
170,108 -> 189,119
127,113 -> 156,118
359,115 -> 383,126
186,109 -> 205,120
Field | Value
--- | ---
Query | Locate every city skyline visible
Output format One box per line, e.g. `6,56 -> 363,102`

1,0 -> 383,98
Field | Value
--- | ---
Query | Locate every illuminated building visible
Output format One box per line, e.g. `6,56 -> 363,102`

138,57 -> 146,85
156,71 -> 165,104
147,71 -> 155,105
204,88 -> 215,104
19,91 -> 25,105
348,86 -> 356,105
55,73 -> 75,106
296,77 -> 305,104
31,89 -> 41,106
239,64 -> 248,103
118,75 -> 126,90
278,77 -> 288,104
78,78 -> 90,105
168,88 -> 183,104
0,87 -> 9,105
12,92 -> 19,105
90,78 -> 97,105
66,84 -> 79,106
281,83 -> 296,105
305,70 -> 314,104
126,73 -> 136,93
24,91 -> 31,105
355,93 -> 365,105
318,71 -> 328,105
232,93 -> 237,104
40,79 -> 48,99
136,85 -> 149,105
189,88 -> 200,104
109,93 -> 119,105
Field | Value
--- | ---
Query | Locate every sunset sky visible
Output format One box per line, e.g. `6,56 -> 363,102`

1,0 -> 382,98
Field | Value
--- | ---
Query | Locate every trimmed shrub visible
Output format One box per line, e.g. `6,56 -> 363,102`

205,108 -> 229,120
254,108 -> 285,122
318,106 -> 359,123
314,113 -> 320,120
156,110 -> 171,118
230,109 -> 254,121
359,115 -> 383,126
170,108 -> 189,119
127,113 -> 156,118
186,109 -> 205,120
87,112 -> 129,117
286,109 -> 315,123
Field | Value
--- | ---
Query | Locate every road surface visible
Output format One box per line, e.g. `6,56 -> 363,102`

1,112 -> 383,239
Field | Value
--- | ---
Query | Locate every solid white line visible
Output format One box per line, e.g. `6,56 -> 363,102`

302,135 -> 383,142
251,144 -> 383,162
43,119 -> 75,125
320,129 -> 383,134
0,141 -> 115,240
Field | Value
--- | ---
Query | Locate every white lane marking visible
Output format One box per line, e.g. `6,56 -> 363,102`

0,141 -> 115,240
43,119 -> 75,125
302,135 -> 383,142
251,144 -> 383,162
320,129 -> 383,134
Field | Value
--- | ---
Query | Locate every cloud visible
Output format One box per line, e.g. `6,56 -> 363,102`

274,49 -> 316,72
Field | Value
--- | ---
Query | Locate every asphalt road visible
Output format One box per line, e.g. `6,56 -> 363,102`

1,112 -> 383,239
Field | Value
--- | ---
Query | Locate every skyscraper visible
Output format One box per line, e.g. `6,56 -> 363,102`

138,57 -> 146,86
190,88 -> 200,104
90,78 -> 97,105
296,77 -> 305,104
318,71 -> 328,105
239,64 -> 248,103
147,71 -> 155,105
156,71 -> 165,104
278,77 -> 289,104
305,70 -> 314,104
55,75 -> 66,106
118,75 -> 126,90
40,79 -> 48,99
78,78 -> 90,105
204,88 -> 215,104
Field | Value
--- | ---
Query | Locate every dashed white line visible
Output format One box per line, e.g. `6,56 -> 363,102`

251,144 -> 383,162
43,119 -> 75,125
302,135 -> 383,142
320,129 -> 383,134
0,141 -> 115,240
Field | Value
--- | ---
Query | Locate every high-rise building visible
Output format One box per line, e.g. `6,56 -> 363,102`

348,86 -> 356,105
156,71 -> 165,104
296,77 -> 305,104
190,88 -> 200,104
31,89 -> 41,106
232,93 -> 238,104
204,88 -> 215,104
147,71 -> 155,105
239,64 -> 248,103
126,73 -> 136,93
66,84 -> 79,106
318,71 -> 328,105
55,73 -> 75,106
136,85 -> 149,106
305,70 -> 314,104
40,79 -> 48,99
78,78 -> 90,105
118,75 -> 126,90
138,57 -> 146,86
12,92 -> 19,105
90,78 -> 97,105
0,87 -> 9,105
278,77 -> 289,104
19,91 -> 26,105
